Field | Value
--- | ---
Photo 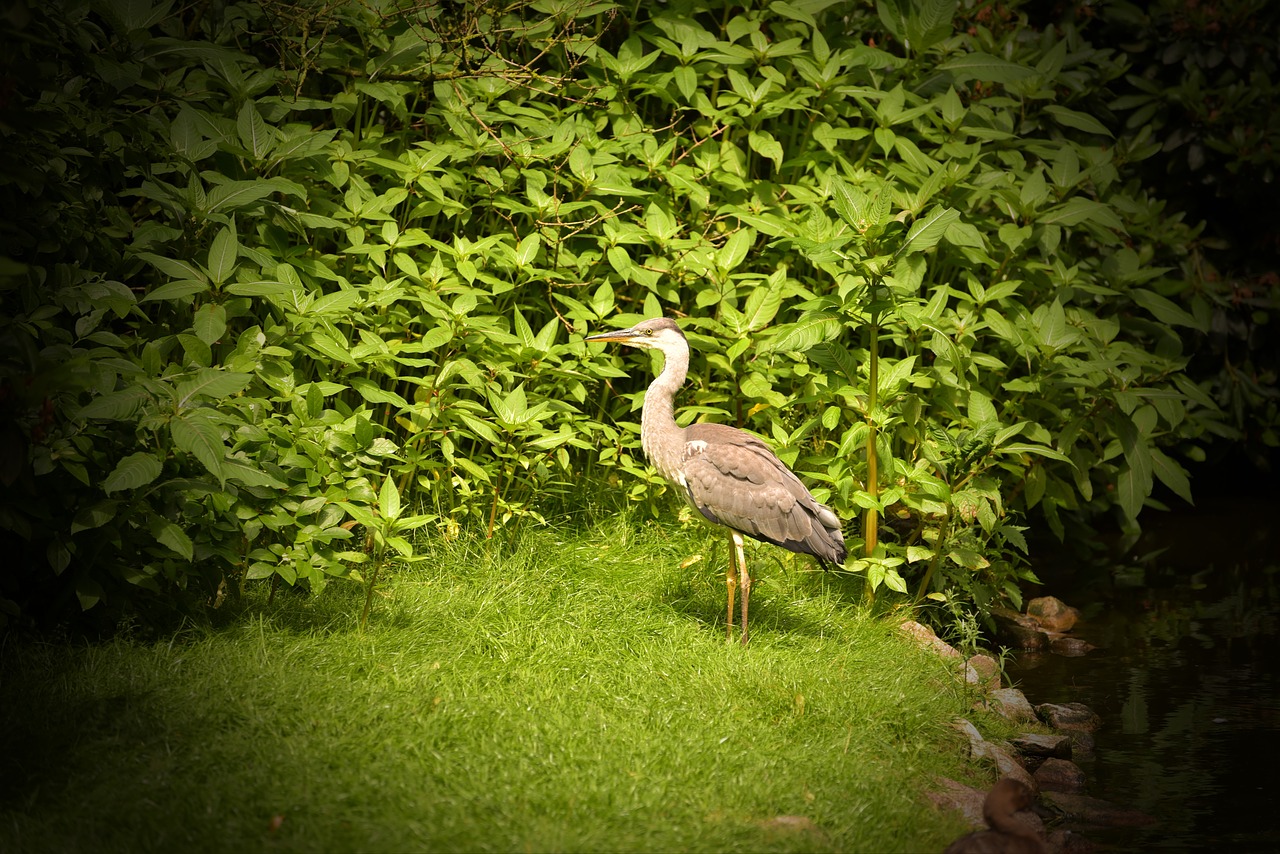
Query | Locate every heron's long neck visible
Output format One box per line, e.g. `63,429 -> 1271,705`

641,346 -> 689,483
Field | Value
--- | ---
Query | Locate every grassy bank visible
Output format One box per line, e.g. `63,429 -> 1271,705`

1,516 -> 985,852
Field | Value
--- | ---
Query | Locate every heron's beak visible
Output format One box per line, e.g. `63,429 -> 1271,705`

585,327 -> 642,344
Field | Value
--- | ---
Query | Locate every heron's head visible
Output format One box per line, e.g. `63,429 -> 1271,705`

585,317 -> 687,352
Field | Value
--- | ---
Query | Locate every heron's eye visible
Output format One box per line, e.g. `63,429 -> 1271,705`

644,328 -> 654,336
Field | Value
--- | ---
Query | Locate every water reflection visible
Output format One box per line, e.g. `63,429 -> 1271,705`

1011,498 -> 1280,850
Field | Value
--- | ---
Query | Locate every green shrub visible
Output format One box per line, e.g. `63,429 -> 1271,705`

0,0 -> 1234,629
1088,0 -> 1280,471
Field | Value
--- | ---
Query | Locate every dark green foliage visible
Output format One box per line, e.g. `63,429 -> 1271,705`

0,0 -> 1245,628
1084,0 -> 1280,473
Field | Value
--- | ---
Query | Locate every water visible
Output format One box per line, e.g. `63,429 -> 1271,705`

1010,496 -> 1280,850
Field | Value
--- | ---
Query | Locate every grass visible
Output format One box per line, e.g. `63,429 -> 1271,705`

0,513 -> 989,852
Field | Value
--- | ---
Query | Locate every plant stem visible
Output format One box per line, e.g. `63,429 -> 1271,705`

914,511 -> 951,603
865,315 -> 879,558
864,314 -> 879,605
360,545 -> 385,631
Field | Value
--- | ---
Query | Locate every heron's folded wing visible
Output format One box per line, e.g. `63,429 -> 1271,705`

682,440 -> 819,552
680,423 -> 845,563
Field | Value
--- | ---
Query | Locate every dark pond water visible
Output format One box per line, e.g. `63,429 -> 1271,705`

1010,495 -> 1280,851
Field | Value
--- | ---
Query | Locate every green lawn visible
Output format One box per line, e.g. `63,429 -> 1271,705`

0,516 -> 985,852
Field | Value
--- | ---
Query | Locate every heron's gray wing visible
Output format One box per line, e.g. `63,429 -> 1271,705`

682,423 -> 845,563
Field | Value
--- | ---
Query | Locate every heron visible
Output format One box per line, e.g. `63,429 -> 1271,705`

586,317 -> 846,645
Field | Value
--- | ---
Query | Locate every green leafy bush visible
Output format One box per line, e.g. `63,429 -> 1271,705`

0,0 -> 1235,628
1086,0 -> 1280,471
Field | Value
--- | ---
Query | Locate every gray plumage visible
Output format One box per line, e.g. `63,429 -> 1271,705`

586,317 -> 846,645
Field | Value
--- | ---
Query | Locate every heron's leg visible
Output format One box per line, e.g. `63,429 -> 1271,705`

726,531 -> 739,642
733,532 -> 750,647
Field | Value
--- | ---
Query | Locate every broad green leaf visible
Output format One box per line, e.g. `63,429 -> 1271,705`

673,64 -> 696,100
102,452 -> 162,494
1114,416 -> 1153,520
591,280 -> 614,317
718,228 -> 755,272
878,355 -> 918,397
938,52 -> 1036,84
141,279 -> 210,302
876,0 -> 907,40
905,0 -> 956,52
515,232 -> 540,267
739,372 -> 773,400
607,245 -> 632,277
350,377 -> 411,408
995,443 -> 1073,464
968,391 -> 998,425
459,413 -> 501,444
881,566 -> 909,594
1115,465 -> 1147,521
741,267 -> 784,331
829,177 -> 865,230
207,224 -> 238,285
71,500 -> 118,534
747,130 -> 783,171
944,221 -> 985,249
153,518 -> 194,561
948,548 -> 990,569
897,207 -> 960,257
225,280 -> 302,296
938,86 -> 965,126
380,476 -> 401,521
569,146 -> 594,182
223,458 -> 287,489
78,386 -> 150,420
75,577 -> 102,610
205,178 -> 301,213
1151,449 -> 1194,504
1036,300 -> 1078,350
1040,197 -> 1125,231
808,340 -> 860,385
237,101 -> 274,158
492,384 -> 529,425
764,312 -> 842,353
1044,105 -> 1113,137
170,412 -> 226,481
304,331 -> 353,363
176,369 -> 251,406
136,253 -> 207,282
1130,289 -> 1205,330
193,303 -> 227,345
308,289 -> 361,315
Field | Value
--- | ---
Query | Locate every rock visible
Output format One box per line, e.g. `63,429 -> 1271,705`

989,688 -> 1038,723
1049,637 -> 1096,657
986,743 -> 1036,792
1034,758 -> 1086,793
929,777 -> 988,827
942,778 -> 1047,853
1064,729 -> 1096,760
900,620 -> 963,660
1026,596 -> 1081,632
992,607 -> 1050,651
1036,703 -> 1101,732
953,719 -> 1036,791
953,718 -> 987,758
1042,792 -> 1156,828
1010,733 -> 1072,759
965,654 -> 1001,693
